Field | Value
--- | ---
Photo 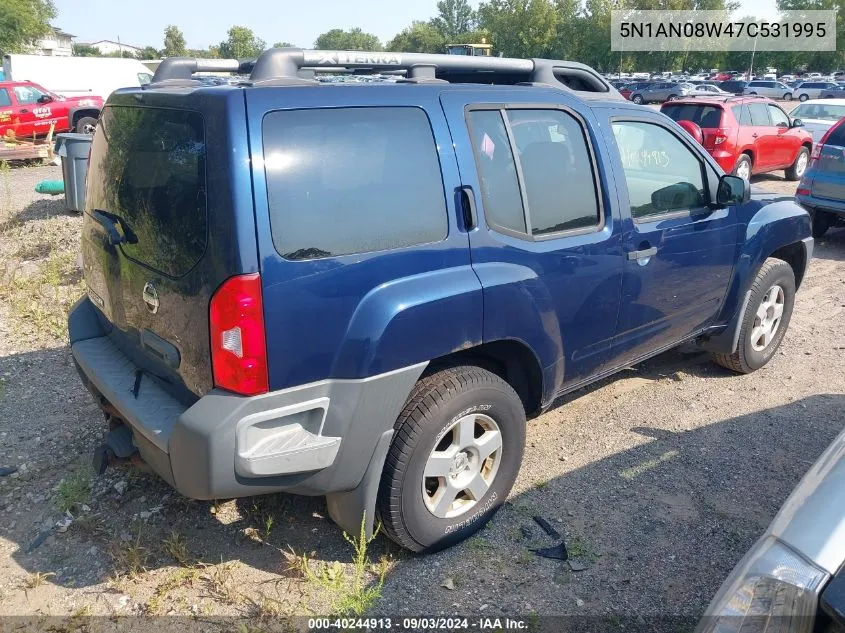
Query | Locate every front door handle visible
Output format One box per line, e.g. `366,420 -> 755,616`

627,246 -> 657,261
19,108 -> 29,114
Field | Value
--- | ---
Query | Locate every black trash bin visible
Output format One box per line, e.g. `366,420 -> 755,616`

55,133 -> 93,212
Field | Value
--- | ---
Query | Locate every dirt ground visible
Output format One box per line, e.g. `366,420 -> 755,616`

0,164 -> 843,632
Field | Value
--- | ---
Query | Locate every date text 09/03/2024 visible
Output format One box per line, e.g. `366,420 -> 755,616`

307,617 -> 529,630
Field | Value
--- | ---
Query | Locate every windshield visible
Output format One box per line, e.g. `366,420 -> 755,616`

793,103 -> 845,122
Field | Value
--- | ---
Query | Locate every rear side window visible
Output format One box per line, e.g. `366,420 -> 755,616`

748,103 -> 771,126
826,122 -> 845,147
468,108 -> 601,237
87,106 -> 207,278
0,90 -> 10,107
263,107 -> 447,260
732,105 -> 752,126
661,104 -> 723,128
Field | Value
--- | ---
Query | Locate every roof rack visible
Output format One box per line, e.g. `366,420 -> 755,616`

150,48 -> 623,99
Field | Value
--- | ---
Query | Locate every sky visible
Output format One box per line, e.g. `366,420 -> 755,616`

54,0 -> 782,51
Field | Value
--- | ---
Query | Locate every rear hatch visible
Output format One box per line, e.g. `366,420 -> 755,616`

660,102 -> 727,150
81,89 -> 252,399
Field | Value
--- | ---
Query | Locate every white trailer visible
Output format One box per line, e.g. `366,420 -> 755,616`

2,55 -> 153,100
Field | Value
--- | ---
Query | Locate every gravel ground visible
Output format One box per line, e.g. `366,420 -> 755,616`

0,163 -> 843,631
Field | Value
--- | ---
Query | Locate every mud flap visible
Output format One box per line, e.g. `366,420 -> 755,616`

325,429 -> 393,539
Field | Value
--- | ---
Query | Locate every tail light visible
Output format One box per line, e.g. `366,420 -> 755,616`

713,128 -> 729,145
811,122 -> 841,162
209,273 -> 268,396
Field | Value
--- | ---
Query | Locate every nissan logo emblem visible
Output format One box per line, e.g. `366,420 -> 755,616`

142,282 -> 160,314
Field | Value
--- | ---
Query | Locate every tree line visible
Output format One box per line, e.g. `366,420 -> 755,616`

3,0 -> 844,73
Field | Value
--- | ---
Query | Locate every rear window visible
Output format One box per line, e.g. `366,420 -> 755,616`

661,104 -> 724,128
87,106 -> 207,278
262,107 -> 447,260
826,122 -> 845,147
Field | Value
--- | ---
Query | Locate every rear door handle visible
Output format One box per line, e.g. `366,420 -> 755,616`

752,133 -> 758,138
19,109 -> 29,113
627,246 -> 657,261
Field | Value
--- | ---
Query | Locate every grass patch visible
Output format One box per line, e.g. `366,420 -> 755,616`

162,531 -> 190,566
56,472 -> 91,513
111,529 -> 149,580
146,567 -> 200,614
19,571 -> 55,595
294,516 -> 389,616
202,561 -> 242,605
567,536 -> 601,563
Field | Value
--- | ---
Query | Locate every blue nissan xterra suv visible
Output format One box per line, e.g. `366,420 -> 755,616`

69,49 -> 813,552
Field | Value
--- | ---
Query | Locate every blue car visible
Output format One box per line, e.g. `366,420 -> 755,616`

68,49 -> 813,552
796,117 -> 845,237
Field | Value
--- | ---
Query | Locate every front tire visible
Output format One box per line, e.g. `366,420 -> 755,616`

378,365 -> 526,553
799,93 -> 809,102
783,93 -> 793,101
785,146 -> 810,181
712,258 -> 796,374
75,116 -> 98,134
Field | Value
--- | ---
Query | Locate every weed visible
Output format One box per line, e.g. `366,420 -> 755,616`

535,479 -> 550,490
56,472 -> 91,513
516,549 -> 535,565
567,536 -> 601,562
264,514 -> 275,538
20,571 -> 55,592
467,535 -> 493,550
202,562 -> 242,605
145,567 -> 201,614
111,530 -> 148,580
162,531 -> 190,566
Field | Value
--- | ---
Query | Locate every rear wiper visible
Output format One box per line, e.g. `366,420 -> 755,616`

91,209 -> 135,246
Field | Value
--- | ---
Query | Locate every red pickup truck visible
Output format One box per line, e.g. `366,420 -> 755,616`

0,81 -> 103,139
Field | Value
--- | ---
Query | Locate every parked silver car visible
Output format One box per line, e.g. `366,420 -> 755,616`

629,81 -> 693,104
793,81 -> 839,101
694,83 -> 731,95
696,423 -> 845,633
743,80 -> 795,100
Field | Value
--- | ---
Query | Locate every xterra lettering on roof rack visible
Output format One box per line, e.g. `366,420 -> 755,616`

149,48 -> 623,99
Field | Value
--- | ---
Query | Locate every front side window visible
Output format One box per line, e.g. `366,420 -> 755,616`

768,105 -> 790,127
13,85 -> 47,105
468,108 -> 601,237
611,121 -> 706,220
748,103 -> 771,126
263,107 -> 447,261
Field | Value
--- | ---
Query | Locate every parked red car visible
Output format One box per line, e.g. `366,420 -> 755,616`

660,95 -> 813,181
0,81 -> 103,139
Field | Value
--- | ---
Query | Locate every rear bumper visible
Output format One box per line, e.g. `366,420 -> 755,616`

710,149 -> 737,173
796,192 -> 845,217
69,296 -> 426,500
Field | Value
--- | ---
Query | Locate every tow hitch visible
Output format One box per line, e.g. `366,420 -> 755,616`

92,424 -> 139,475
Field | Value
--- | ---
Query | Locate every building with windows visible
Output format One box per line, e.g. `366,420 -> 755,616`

77,40 -> 143,57
32,27 -> 75,57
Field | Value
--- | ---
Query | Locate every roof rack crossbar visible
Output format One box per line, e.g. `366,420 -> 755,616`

152,58 -> 240,83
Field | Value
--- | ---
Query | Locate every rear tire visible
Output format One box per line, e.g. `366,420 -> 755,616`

75,116 -> 97,134
632,94 -> 644,104
811,209 -> 831,238
799,93 -> 809,102
783,93 -> 793,101
712,258 -> 795,374
785,146 -> 809,181
733,154 -> 752,181
667,94 -> 679,101
377,365 -> 526,553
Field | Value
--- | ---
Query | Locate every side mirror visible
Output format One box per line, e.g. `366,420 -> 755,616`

791,118 -> 804,128
715,174 -> 750,207
37,94 -> 53,104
